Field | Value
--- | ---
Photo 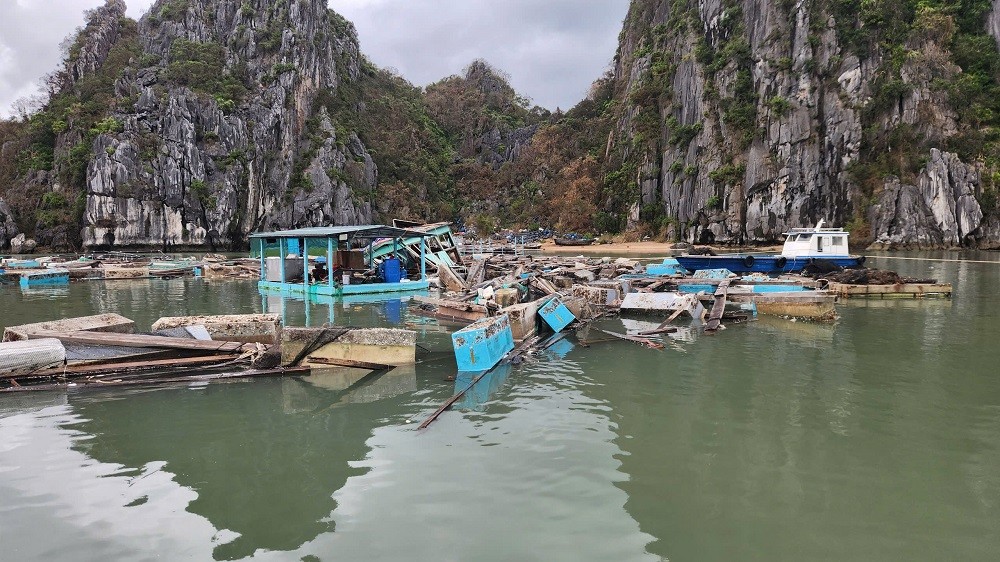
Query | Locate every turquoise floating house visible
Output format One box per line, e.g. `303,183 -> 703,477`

251,225 -> 434,297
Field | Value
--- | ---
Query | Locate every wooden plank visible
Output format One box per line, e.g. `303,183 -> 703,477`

25,330 -> 246,353
637,278 -> 672,293
412,296 -> 488,313
6,354 -> 236,380
705,279 -> 730,333
637,307 -> 686,335
417,333 -> 544,430
437,262 -> 468,292
1,366 -> 311,393
595,328 -> 665,350
306,356 -> 393,371
466,258 -> 488,286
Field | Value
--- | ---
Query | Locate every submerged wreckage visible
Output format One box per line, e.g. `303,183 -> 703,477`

1,222 -> 953,402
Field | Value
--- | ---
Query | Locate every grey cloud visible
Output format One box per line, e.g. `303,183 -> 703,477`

0,0 -> 628,116
330,0 -> 630,109
0,0 -> 154,117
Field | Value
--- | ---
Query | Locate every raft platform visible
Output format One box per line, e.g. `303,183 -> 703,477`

826,282 -> 953,299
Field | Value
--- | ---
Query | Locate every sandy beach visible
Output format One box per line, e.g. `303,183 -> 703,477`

539,240 -> 679,257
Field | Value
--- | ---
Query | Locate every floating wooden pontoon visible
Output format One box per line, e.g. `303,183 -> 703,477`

825,282 -> 953,299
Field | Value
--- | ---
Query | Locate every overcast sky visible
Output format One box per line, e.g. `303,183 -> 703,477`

0,0 -> 629,118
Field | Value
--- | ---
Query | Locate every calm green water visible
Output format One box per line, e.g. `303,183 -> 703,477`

1,253 -> 999,561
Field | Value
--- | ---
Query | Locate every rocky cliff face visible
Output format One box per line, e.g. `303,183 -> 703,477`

5,0 -> 1000,251
80,0 -> 376,249
869,149 -> 984,249
606,0 -> 1000,248
0,199 -> 17,250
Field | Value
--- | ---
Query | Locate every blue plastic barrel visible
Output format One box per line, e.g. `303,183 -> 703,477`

380,258 -> 402,283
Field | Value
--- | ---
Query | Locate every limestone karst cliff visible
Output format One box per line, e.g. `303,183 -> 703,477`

0,0 -> 445,250
606,0 -> 1000,248
3,0 -> 1000,251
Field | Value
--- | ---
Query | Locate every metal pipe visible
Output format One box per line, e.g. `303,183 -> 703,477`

420,237 -> 426,280
327,236 -> 334,291
279,238 -> 286,284
303,238 -> 309,292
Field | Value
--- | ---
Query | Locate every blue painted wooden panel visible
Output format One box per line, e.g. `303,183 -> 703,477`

19,269 -> 70,287
646,258 -> 687,276
539,296 -> 575,333
451,314 -> 515,372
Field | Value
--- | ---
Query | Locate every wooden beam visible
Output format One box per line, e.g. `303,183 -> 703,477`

705,279 -> 730,333
595,328 -> 665,350
1,367 -> 311,393
412,296 -> 488,313
306,356 -> 394,371
5,355 -> 237,380
25,330 -> 246,353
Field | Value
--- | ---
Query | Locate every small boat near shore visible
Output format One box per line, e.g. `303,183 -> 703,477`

676,221 -> 866,274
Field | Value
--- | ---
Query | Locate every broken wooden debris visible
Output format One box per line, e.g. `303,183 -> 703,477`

1,366 -> 310,393
594,328 -> 665,350
705,279 -> 731,333
451,315 -> 515,372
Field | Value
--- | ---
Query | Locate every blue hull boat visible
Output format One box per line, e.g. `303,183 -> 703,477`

675,254 -> 865,274
678,222 -> 867,274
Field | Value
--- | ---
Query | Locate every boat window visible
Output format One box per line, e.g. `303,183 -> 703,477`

787,234 -> 798,241
816,236 -> 824,252
833,236 -> 844,246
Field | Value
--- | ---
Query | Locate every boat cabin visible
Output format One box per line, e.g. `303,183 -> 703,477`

781,223 -> 851,258
251,225 -> 435,297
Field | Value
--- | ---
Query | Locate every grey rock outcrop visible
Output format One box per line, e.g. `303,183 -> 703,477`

9,233 -> 37,255
69,0 -> 128,85
869,177 -> 946,250
0,199 -> 19,251
870,150 -> 985,249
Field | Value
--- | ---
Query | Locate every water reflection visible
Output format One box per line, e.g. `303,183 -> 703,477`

587,255 -> 1000,561
0,278 -> 265,332
260,289 -> 415,329
454,364 -> 514,411
7,373 -> 426,561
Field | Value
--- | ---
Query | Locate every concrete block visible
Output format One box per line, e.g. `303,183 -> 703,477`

3,313 -> 135,342
152,314 -> 281,344
282,327 -> 417,366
